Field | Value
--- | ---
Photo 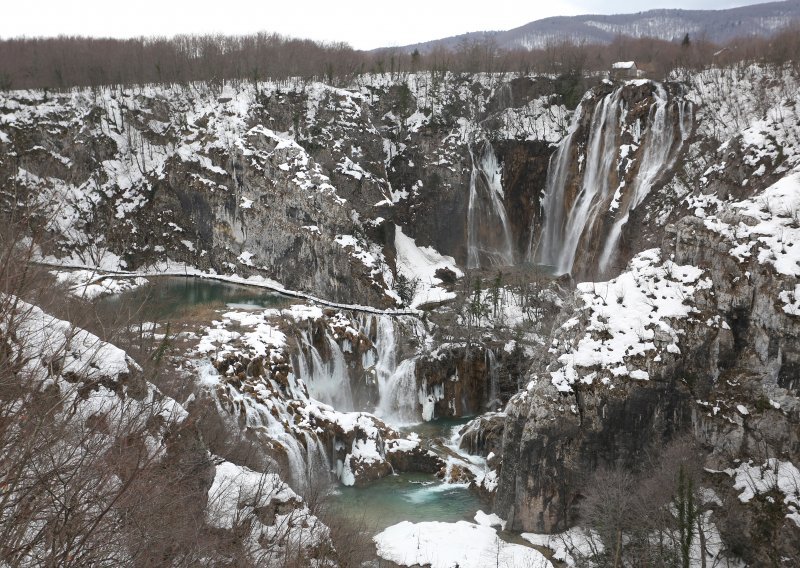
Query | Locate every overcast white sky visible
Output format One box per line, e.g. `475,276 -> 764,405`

0,1 -> 778,49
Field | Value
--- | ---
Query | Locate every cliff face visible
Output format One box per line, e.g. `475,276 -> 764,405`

0,73 -> 567,307
3,63 -> 800,564
494,65 -> 800,563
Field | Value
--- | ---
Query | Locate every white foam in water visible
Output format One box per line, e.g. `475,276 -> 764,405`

403,481 -> 471,504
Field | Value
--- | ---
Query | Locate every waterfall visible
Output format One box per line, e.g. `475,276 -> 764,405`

486,350 -> 499,411
375,358 -> 420,425
597,88 -> 693,273
467,141 -> 515,269
294,329 -> 355,411
279,432 -> 311,491
536,89 -> 624,273
527,110 -> 582,263
303,431 -> 332,486
240,393 -> 313,492
532,83 -> 692,276
373,316 -> 398,393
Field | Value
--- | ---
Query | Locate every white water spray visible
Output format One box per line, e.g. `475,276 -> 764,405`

295,329 -> 355,411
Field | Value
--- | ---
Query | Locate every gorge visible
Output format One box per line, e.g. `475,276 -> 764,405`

2,58 -> 799,566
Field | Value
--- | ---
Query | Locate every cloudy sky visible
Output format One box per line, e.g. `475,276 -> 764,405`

1,1 -> 778,49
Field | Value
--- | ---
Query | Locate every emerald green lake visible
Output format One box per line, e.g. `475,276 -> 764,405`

99,276 -> 290,321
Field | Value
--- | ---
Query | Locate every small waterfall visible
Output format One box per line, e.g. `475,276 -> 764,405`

467,141 -> 515,269
279,432 -> 311,492
303,431 -> 332,486
376,358 -> 420,425
486,350 -> 500,411
374,316 -> 398,392
294,329 -> 355,411
495,82 -> 513,110
243,396 -> 310,491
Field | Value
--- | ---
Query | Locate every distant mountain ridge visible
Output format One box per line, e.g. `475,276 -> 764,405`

390,0 -> 800,52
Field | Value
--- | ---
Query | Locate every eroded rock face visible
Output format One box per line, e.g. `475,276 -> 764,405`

1,74 -> 569,310
458,412 -> 506,459
495,212 -> 800,560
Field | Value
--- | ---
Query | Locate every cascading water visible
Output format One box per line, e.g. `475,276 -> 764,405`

368,315 -> 436,426
527,108 -> 582,264
233,381 -> 314,492
533,88 -> 624,273
295,328 -> 355,411
303,431 -> 332,485
373,316 -> 398,394
597,89 -> 693,273
467,141 -> 515,269
532,82 -> 692,276
376,358 -> 421,425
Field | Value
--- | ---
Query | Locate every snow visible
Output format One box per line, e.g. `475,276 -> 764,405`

703,171 -> 800,277
4,296 -> 187,466
206,460 -> 329,561
612,61 -> 636,69
207,461 -> 296,530
492,96 -> 568,143
731,459 -> 800,527
780,284 -> 800,316
237,250 -> 255,266
522,528 -> 600,567
196,310 -> 287,361
53,270 -> 149,300
374,520 -> 553,568
12,298 -> 132,382
474,510 -> 507,529
549,249 -> 711,392
394,225 -> 463,308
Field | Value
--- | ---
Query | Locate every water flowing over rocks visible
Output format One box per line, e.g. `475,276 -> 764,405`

531,80 -> 693,278
491,65 -> 800,563
4,63 -> 800,564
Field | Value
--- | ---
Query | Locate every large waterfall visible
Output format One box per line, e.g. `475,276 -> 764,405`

467,141 -> 515,269
597,87 -> 693,272
531,82 -> 691,276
